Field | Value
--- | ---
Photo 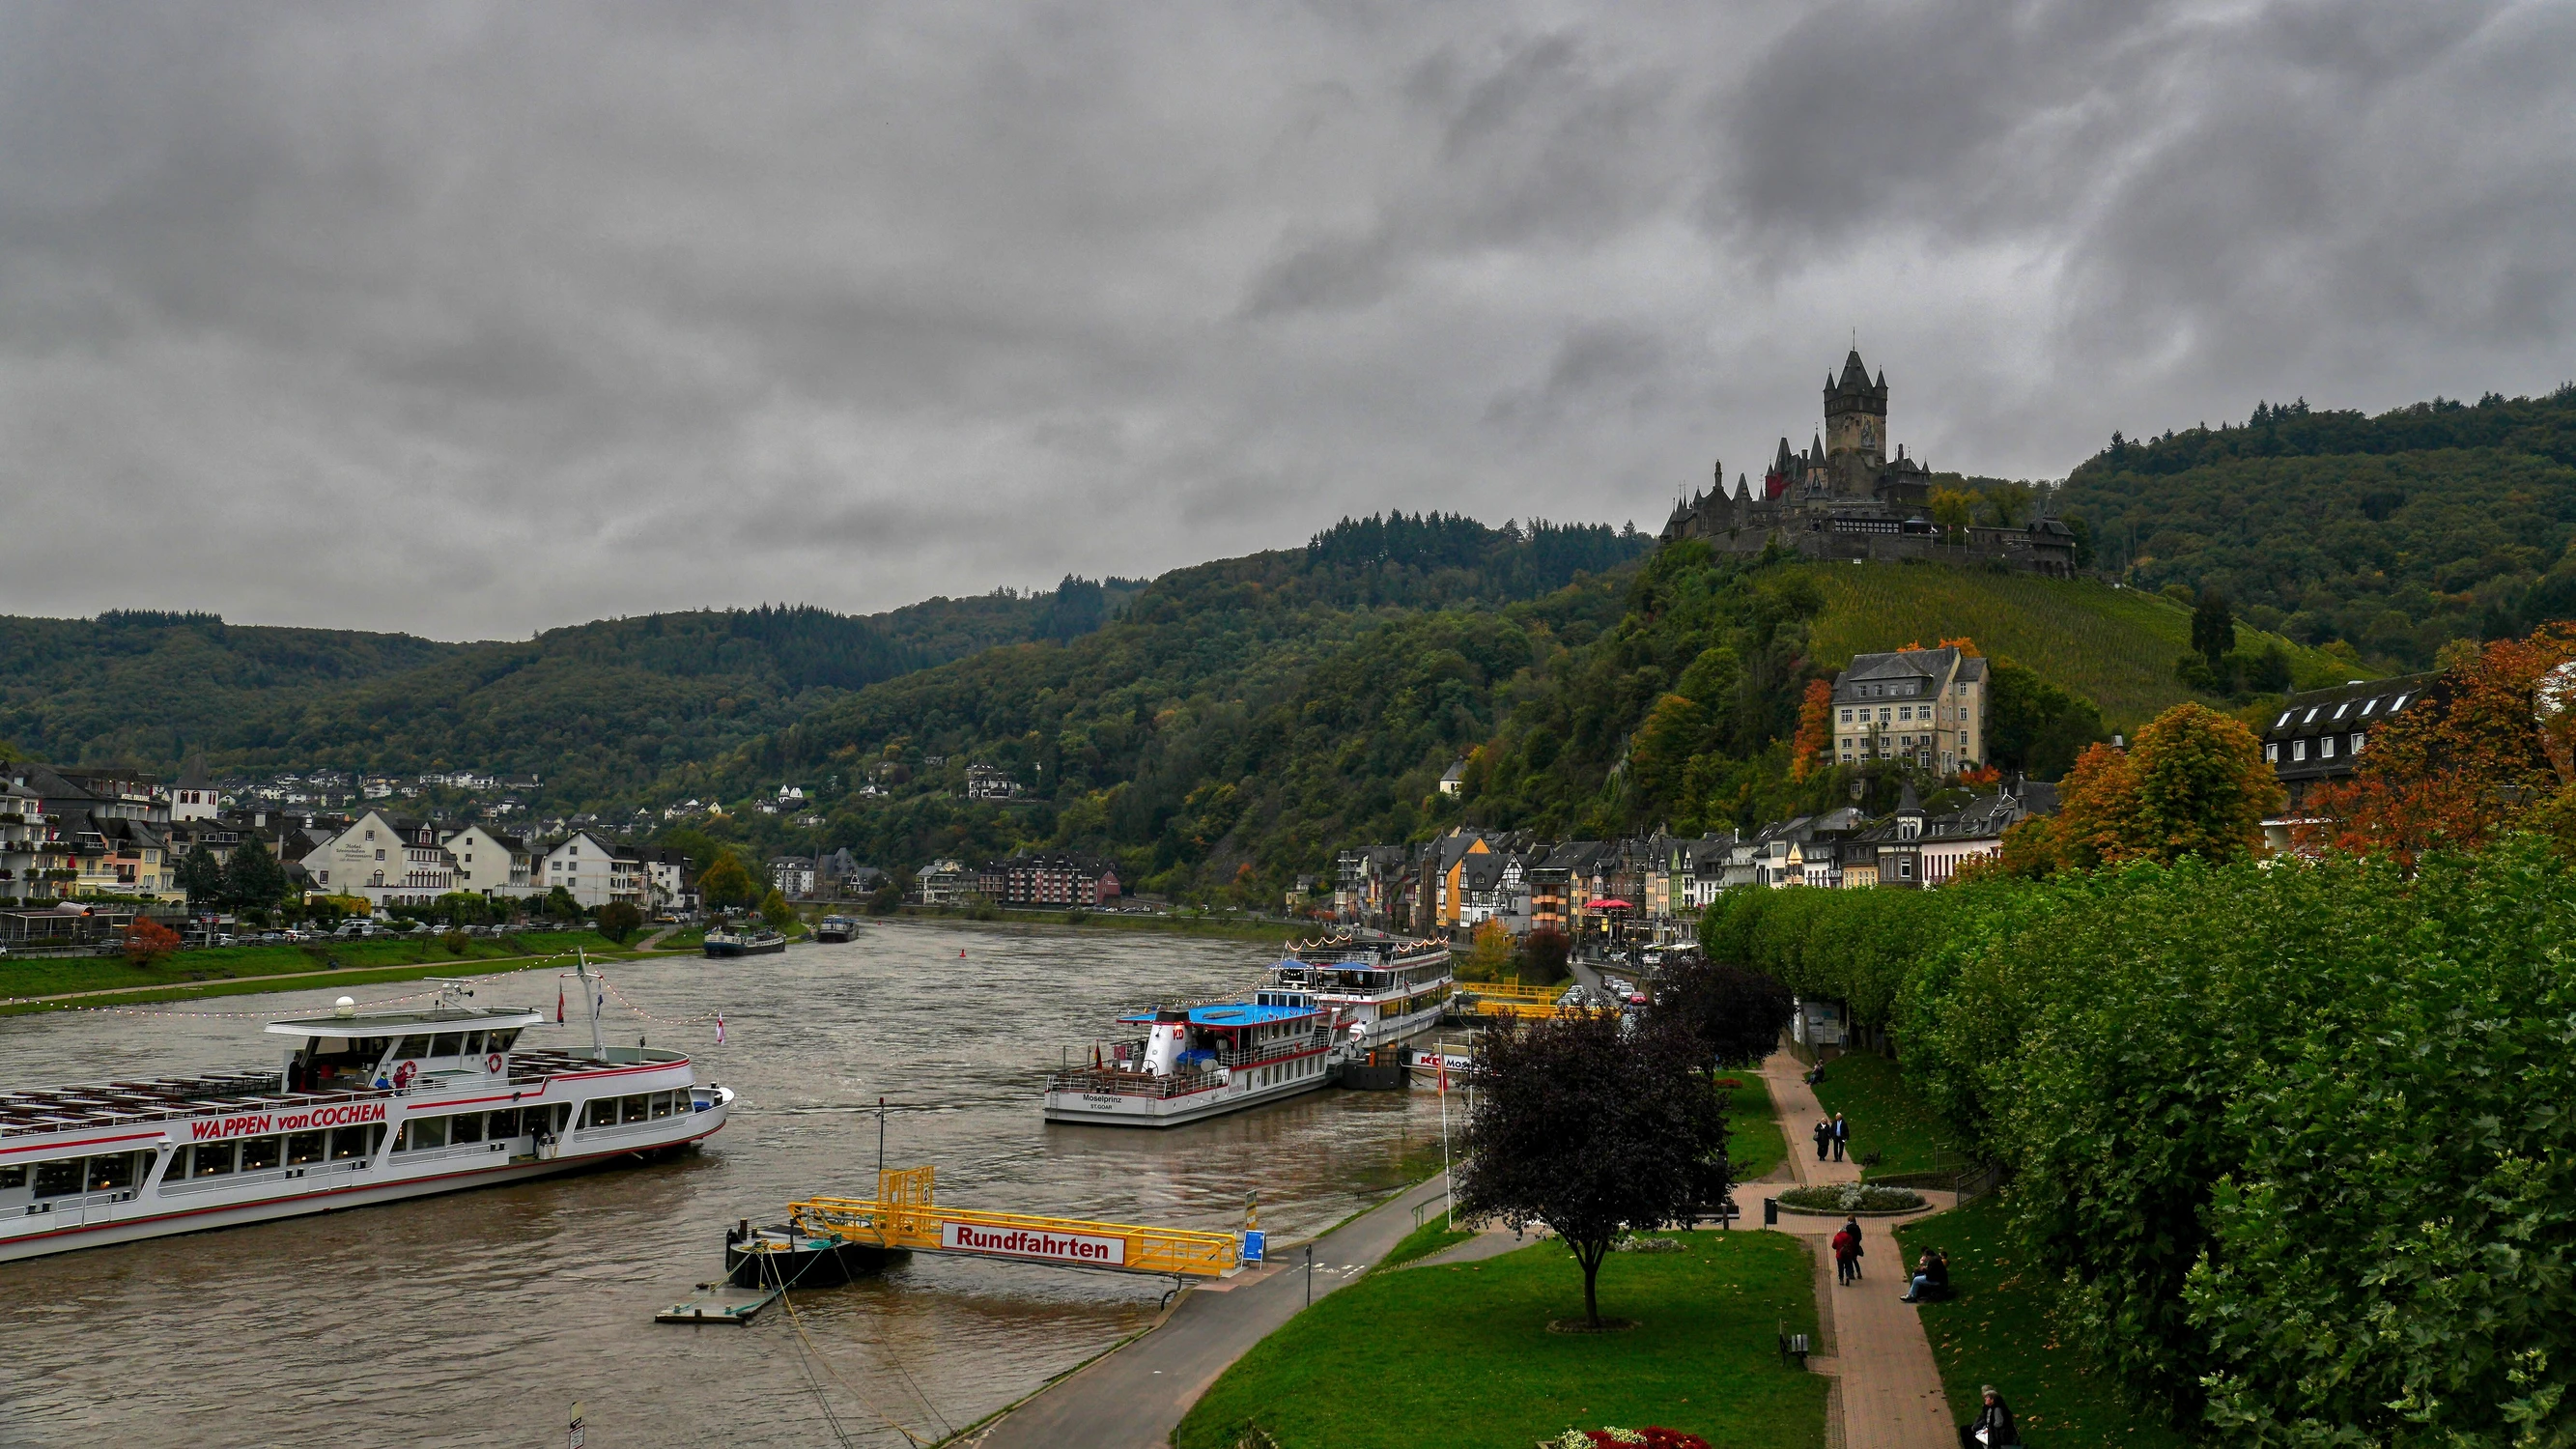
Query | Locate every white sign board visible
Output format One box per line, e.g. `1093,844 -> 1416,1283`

941,1220 -> 1127,1266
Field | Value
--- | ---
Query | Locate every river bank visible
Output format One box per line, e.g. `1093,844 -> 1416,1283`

0,929 -> 675,1015
885,904 -> 1305,945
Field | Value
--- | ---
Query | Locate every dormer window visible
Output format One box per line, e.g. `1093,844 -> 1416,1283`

2276,711 -> 2293,727
2304,707 -> 2320,724
2361,699 -> 2378,716
2333,703 -> 2349,719
2392,694 -> 2410,710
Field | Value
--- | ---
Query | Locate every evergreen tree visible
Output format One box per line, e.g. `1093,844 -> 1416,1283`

220,841 -> 289,911
177,844 -> 226,907
2191,586 -> 2236,668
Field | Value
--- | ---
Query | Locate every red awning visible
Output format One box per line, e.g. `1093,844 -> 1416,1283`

1585,898 -> 1633,911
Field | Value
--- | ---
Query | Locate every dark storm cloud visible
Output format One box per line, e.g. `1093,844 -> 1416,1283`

0,0 -> 2567,638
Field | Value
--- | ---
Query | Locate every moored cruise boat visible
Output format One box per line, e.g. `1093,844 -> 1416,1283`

1268,932 -> 1454,1051
1043,989 -> 1336,1127
0,980 -> 732,1263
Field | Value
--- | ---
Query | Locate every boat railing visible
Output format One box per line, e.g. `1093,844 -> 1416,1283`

1043,1066 -> 1224,1099
1211,1030 -> 1327,1067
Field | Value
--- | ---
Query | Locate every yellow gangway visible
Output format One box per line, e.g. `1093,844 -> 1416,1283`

787,1168 -> 1241,1280
1457,980 -> 1584,1019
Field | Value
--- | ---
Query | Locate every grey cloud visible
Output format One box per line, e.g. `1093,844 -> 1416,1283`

0,0 -> 2567,639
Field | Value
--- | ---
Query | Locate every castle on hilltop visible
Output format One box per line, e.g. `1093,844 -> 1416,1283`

1660,349 -> 2079,576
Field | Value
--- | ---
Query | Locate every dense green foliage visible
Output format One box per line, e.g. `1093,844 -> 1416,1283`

1706,838 -> 2576,1442
0,584 -> 1132,797
2061,387 -> 2576,667
1172,1235 -> 1826,1449
755,522 -> 1648,895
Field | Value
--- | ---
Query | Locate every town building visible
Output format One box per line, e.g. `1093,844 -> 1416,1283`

299,810 -> 458,909
1660,351 -> 2080,575
439,824 -> 534,896
977,853 -> 1120,909
537,830 -> 647,909
913,859 -> 977,907
1831,645 -> 1990,776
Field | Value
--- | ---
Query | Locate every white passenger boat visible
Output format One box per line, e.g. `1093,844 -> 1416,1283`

0,967 -> 731,1263
1268,932 -> 1454,1051
1042,989 -> 1337,1127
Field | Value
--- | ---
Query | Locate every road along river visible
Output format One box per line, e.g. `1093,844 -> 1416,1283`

0,920 -> 1459,1447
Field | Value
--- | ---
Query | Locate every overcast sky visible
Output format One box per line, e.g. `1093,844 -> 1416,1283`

2,1 -> 2570,639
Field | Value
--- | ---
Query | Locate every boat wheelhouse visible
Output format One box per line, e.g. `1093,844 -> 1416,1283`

0,976 -> 731,1263
1268,932 -> 1454,1051
1043,989 -> 1334,1127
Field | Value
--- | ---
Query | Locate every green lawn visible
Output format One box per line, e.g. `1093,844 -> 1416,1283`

1725,1074 -> 1787,1184
1806,1051 -> 1959,1179
1381,1214 -> 1475,1269
0,929 -> 651,1009
1799,562 -> 2364,729
1174,1234 -> 1826,1449
1896,1194 -> 2185,1449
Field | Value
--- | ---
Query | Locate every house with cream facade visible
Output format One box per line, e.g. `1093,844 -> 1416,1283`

300,810 -> 457,909
439,824 -> 534,897
1831,646 -> 1989,777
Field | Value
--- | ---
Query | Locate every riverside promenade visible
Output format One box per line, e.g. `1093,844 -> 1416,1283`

1761,1050 -> 1958,1449
965,1172 -> 1455,1449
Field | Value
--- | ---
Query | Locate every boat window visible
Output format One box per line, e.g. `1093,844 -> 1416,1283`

409,1117 -> 448,1151
34,1159 -> 86,1198
286,1132 -> 326,1166
650,1092 -> 673,1120
396,1035 -> 432,1059
241,1137 -> 283,1172
191,1144 -> 237,1178
581,1099 -> 613,1129
0,1165 -> 24,1190
487,1107 -> 521,1139
329,1126 -> 371,1160
489,1030 -> 521,1052
463,1032 -> 486,1057
622,1094 -> 649,1123
429,1033 -> 465,1059
450,1113 -> 484,1145
87,1152 -> 140,1192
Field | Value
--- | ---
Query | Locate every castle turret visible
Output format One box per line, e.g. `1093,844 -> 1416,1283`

1825,348 -> 1888,471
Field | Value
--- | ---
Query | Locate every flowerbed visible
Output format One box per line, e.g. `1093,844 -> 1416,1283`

1544,1428 -> 1711,1449
1775,1182 -> 1924,1214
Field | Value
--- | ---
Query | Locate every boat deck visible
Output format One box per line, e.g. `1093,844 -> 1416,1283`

0,1050 -> 671,1136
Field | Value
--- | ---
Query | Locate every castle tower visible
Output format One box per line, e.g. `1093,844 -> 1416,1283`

1823,348 -> 1888,473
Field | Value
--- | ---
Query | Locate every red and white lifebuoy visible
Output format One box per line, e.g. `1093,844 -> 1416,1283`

485,1052 -> 504,1074
392,1060 -> 418,1089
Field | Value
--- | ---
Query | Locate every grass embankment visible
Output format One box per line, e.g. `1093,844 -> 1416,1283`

1798,562 -> 2364,729
0,930 -> 665,1015
1807,1050 -> 1958,1179
1381,1213 -> 1475,1269
1174,1234 -> 1826,1449
1896,1195 -> 2185,1449
1724,1074 -> 1787,1184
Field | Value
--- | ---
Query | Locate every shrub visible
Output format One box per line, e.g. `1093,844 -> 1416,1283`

595,900 -> 643,944
1776,1183 -> 1924,1213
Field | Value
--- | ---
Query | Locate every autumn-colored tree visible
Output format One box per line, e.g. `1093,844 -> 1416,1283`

1927,487 -> 1975,543
2046,703 -> 2279,869
2052,741 -> 2146,868
2298,622 -> 2576,864
1459,918 -> 1516,982
695,852 -> 757,912
124,917 -> 182,966
1789,678 -> 1833,781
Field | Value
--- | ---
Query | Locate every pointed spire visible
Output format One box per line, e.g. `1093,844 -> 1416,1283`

1897,780 -> 1922,813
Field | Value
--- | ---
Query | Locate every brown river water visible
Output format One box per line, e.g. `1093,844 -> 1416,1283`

0,921 -> 1458,1448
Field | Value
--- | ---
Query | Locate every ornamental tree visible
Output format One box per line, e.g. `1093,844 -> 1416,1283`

1455,1012 -> 1732,1328
1649,956 -> 1795,1067
696,852 -> 756,913
124,916 -> 181,966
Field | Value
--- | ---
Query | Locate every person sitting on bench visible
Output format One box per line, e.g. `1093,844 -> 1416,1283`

1959,1384 -> 2019,1447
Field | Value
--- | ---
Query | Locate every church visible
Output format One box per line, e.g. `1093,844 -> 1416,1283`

1659,350 -> 2079,576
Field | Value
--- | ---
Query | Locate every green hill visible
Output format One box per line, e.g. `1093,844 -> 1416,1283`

0,582 -> 1143,798
2058,387 -> 2576,668
1798,563 -> 2364,730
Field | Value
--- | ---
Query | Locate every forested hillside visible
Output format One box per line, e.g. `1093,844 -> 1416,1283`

0,581 -> 1138,797
2061,386 -> 2576,668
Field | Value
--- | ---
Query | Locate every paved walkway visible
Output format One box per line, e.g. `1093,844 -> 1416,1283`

1761,1051 -> 1957,1449
966,1172 -> 1457,1449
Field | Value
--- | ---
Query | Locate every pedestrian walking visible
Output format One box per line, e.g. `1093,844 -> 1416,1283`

1959,1385 -> 2019,1447
1830,1222 -> 1860,1285
1830,1112 -> 1850,1162
1812,1118 -> 1831,1161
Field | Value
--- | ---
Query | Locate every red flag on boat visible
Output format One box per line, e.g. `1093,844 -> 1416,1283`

714,1013 -> 725,1045
555,981 -> 564,1024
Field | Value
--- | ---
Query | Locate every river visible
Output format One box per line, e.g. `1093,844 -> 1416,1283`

0,921 -> 1459,1448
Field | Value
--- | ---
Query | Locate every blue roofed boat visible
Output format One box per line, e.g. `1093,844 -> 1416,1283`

1042,990 -> 1337,1128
